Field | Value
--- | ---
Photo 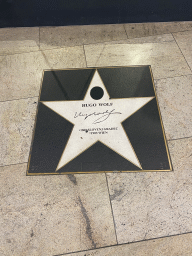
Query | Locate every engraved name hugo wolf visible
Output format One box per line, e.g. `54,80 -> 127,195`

74,103 -> 122,124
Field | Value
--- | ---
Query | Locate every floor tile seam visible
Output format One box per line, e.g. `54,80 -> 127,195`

0,43 -> 85,57
167,136 -> 192,142
39,44 -> 85,51
0,33 -> 176,57
82,45 -> 87,67
154,73 -> 192,81
37,33 -> 175,51
171,32 -> 192,73
86,64 -> 192,77
105,173 -> 118,245
124,28 -> 192,39
83,34 -> 177,46
0,49 -> 41,57
123,24 -> 129,39
83,40 -> 175,47
171,28 -> 192,35
0,162 -> 27,168
0,96 -> 38,103
120,27 -> 192,39
38,40 -> 173,52
54,231 -> 192,255
122,32 -> 175,41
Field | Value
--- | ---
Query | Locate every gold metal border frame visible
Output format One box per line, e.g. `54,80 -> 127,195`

26,65 -> 173,176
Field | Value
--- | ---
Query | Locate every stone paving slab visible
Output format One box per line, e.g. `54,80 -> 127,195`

106,137 -> 192,244
0,97 -> 38,166
0,164 -> 116,256
0,46 -> 86,102
0,27 -> 39,55
40,24 -> 127,50
154,75 -> 192,140
84,41 -> 192,79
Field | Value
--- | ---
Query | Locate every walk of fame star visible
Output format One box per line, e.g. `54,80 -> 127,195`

27,66 -> 172,175
42,70 -> 154,171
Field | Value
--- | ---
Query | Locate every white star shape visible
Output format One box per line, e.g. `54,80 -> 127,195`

41,70 -> 154,171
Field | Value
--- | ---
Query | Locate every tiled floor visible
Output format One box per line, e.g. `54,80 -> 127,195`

0,22 -> 192,256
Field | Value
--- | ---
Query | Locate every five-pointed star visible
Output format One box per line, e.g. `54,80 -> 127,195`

41,70 -> 154,171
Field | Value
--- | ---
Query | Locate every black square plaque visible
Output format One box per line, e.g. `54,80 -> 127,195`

27,66 -> 172,175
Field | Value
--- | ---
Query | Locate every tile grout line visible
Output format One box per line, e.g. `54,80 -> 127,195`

0,162 -> 28,168
94,44 -> 106,67
0,96 -> 38,103
81,34 -> 174,46
0,38 -> 174,57
123,24 -> 129,39
168,136 -> 192,142
83,44 -> 88,67
0,49 -> 41,57
0,43 -> 87,57
119,28 -> 192,41
54,230 -> 192,256
154,73 -> 192,81
171,32 -> 192,73
105,173 -> 118,245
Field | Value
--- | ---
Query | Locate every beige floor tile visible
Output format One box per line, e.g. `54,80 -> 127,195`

0,52 -> 47,102
82,33 -> 173,64
84,41 -> 191,79
155,75 -> 192,140
0,164 -> 116,256
0,46 -> 86,102
124,21 -> 192,39
173,30 -> 192,70
0,27 -> 39,55
0,98 -> 38,166
106,137 -> 192,244
66,233 -> 192,256
40,24 -> 127,50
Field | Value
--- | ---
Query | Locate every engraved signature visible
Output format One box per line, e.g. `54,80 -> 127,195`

74,109 -> 122,124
